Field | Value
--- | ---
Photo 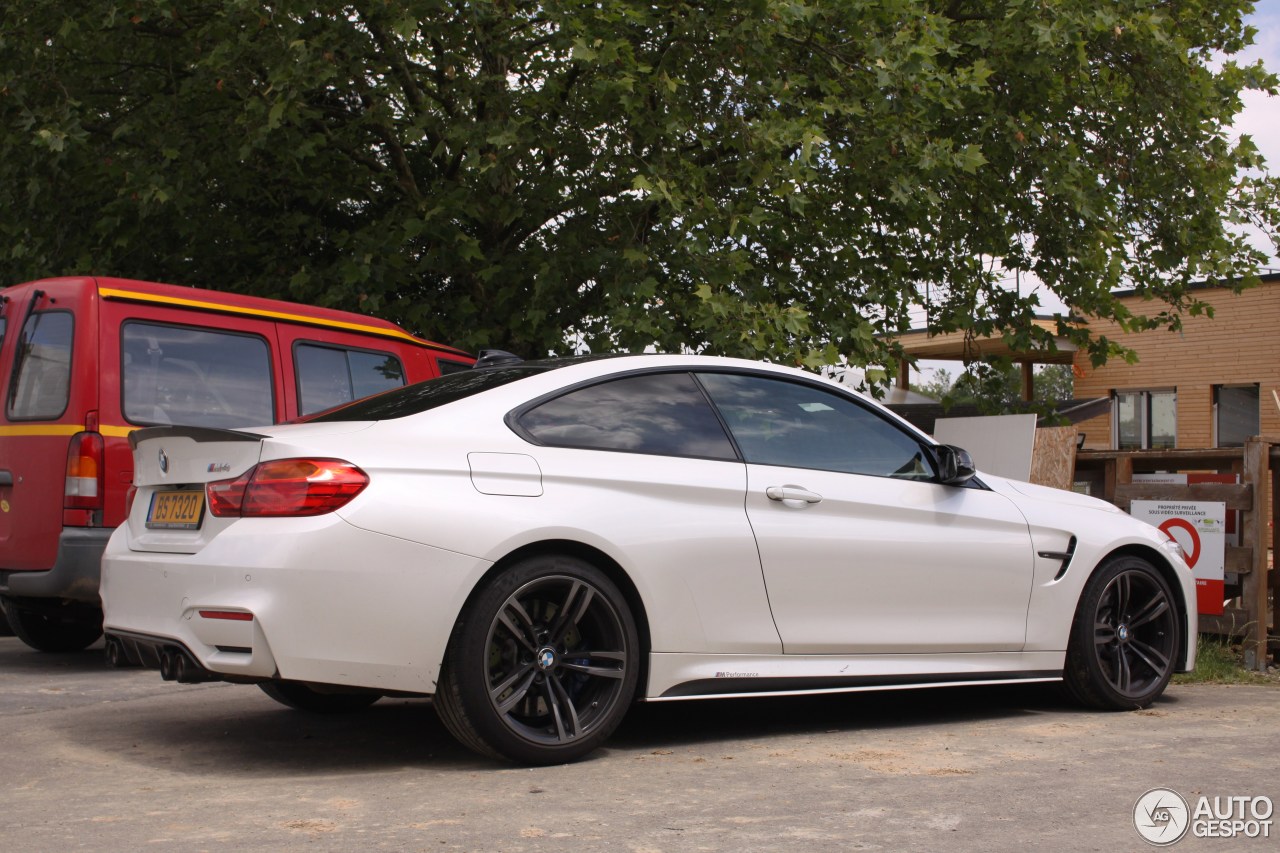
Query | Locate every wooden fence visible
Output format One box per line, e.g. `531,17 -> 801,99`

1073,437 -> 1278,671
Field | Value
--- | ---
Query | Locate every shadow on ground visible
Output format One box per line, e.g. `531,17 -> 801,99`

58,677 -> 1180,777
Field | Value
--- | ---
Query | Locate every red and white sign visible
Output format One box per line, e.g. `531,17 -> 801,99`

1130,500 -> 1226,616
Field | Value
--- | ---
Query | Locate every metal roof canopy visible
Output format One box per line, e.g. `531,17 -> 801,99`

891,317 -> 1077,364
888,317 -> 1078,400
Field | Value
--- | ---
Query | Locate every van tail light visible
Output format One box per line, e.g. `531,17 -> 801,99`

65,432 -> 105,518
206,459 -> 368,518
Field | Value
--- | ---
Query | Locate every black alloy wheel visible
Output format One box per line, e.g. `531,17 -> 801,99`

1064,555 -> 1181,709
434,555 -> 639,764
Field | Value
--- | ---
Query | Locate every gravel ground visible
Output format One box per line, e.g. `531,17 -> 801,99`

1,636 -> 1277,852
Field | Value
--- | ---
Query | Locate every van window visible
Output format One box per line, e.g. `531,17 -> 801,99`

7,311 -> 73,420
122,322 -> 274,428
438,359 -> 472,376
295,343 -> 405,415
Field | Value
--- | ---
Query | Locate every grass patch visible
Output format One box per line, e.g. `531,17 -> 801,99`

1173,635 -> 1278,685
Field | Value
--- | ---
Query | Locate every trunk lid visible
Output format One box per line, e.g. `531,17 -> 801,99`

126,426 -> 267,554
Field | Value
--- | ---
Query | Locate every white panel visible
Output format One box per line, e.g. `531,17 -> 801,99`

934,413 -> 1038,481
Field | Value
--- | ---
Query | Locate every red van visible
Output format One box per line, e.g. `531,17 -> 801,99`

0,277 -> 472,651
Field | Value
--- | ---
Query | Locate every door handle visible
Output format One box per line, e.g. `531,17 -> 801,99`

765,485 -> 822,504
0,469 -> 12,487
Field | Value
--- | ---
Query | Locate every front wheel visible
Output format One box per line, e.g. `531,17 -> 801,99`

1063,556 -> 1181,709
434,555 -> 640,765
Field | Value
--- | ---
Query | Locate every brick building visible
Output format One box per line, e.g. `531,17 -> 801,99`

892,272 -> 1280,451
1071,272 -> 1280,451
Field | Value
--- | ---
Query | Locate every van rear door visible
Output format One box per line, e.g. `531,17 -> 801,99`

0,280 -> 96,572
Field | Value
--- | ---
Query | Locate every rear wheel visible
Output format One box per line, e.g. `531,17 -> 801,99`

434,555 -> 639,765
0,599 -> 102,652
1063,556 -> 1180,710
258,681 -> 382,713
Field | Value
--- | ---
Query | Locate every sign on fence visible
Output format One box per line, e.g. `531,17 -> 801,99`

1130,500 -> 1226,616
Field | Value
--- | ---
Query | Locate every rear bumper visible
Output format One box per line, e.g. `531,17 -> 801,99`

105,629 -> 242,683
0,527 -> 113,604
101,517 -> 487,694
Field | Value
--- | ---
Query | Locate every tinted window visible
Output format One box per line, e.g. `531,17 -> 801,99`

122,322 -> 273,428
295,343 -> 405,415
1215,384 -> 1259,448
698,372 -> 933,478
305,364 -> 547,421
518,372 -> 737,460
437,358 -> 473,375
7,311 -> 73,420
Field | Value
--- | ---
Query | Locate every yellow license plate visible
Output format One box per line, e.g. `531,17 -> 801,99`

146,490 -> 205,530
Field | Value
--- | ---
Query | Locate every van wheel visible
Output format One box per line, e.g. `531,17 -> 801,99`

0,600 -> 103,653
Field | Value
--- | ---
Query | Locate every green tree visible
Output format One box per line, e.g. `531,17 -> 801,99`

2,1 -> 1276,362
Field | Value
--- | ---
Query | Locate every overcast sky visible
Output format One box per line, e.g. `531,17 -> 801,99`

1232,4 -> 1280,269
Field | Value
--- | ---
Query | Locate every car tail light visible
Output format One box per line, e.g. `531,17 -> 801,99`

206,459 -> 368,518
65,432 -> 105,516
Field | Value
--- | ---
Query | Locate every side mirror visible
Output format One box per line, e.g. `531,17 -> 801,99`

936,444 -> 976,486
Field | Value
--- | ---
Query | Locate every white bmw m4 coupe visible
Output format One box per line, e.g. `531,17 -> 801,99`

102,354 -> 1196,764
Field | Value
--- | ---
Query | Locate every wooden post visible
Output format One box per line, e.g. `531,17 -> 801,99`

897,357 -> 909,391
1021,361 -> 1033,402
1101,454 -> 1132,505
1272,447 -> 1279,665
1243,438 -> 1269,671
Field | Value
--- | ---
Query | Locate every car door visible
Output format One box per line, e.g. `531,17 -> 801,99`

697,371 -> 1036,655
511,370 -> 781,654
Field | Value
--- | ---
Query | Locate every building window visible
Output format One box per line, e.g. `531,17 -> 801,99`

1214,384 -> 1259,447
1114,390 -> 1176,450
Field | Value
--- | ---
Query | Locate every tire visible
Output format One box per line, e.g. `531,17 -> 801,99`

258,681 -> 382,713
434,555 -> 640,765
0,600 -> 102,652
1063,555 -> 1181,710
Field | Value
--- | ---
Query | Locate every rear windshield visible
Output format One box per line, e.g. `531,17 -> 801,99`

7,311 -> 73,420
304,365 -> 549,422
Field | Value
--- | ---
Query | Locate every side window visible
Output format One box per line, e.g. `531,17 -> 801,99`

122,322 -> 274,428
697,372 -> 934,479
437,358 -> 472,376
7,311 -> 73,420
517,372 -> 738,460
295,343 -> 405,415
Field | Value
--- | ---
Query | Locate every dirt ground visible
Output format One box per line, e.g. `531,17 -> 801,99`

1,636 -> 1276,852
